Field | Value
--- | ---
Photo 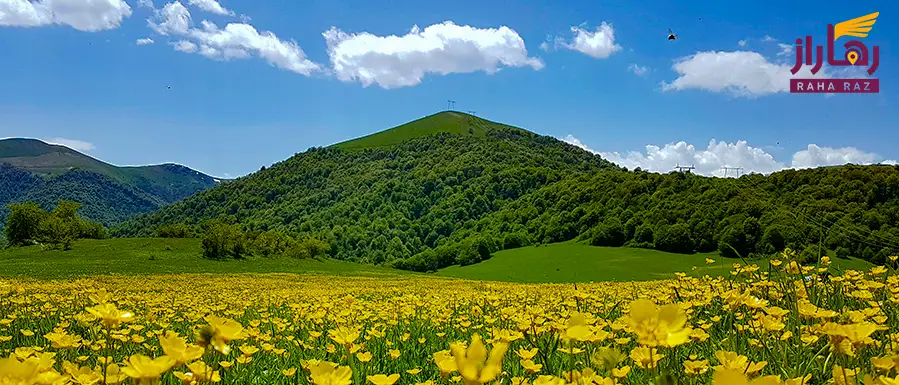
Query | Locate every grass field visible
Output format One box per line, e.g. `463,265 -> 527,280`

0,237 -> 876,283
437,241 -> 874,283
0,238 -> 401,280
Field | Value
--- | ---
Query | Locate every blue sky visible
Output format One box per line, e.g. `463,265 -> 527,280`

0,0 -> 897,178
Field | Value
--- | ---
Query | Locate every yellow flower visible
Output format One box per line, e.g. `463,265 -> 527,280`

714,351 -> 767,376
85,303 -> 134,328
520,359 -> 542,374
367,374 -> 401,385
626,299 -> 692,348
310,363 -> 353,385
329,326 -> 361,347
357,351 -> 373,362
187,361 -> 221,383
630,347 -> 663,370
611,366 -> 630,378
516,348 -> 538,360
449,334 -> 508,385
562,312 -> 592,342
158,331 -> 205,366
833,365 -> 859,385
121,355 -> 176,385
69,365 -> 103,385
684,359 -> 709,375
434,350 -> 457,376
406,369 -> 422,375
197,316 -> 245,355
713,369 -> 782,385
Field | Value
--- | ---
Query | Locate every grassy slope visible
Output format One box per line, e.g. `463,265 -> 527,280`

437,241 -> 874,283
0,238 -> 402,280
334,111 -> 527,150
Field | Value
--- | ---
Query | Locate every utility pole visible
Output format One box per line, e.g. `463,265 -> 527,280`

674,164 -> 695,173
447,100 -> 456,111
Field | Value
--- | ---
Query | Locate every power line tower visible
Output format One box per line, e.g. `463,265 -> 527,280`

721,166 -> 744,177
467,110 -> 476,116
674,163 -> 695,173
446,100 -> 456,111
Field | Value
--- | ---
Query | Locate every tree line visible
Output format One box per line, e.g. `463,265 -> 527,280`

156,221 -> 330,260
4,201 -> 107,250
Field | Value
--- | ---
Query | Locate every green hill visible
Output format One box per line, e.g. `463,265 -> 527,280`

114,112 -> 899,272
0,138 -> 224,226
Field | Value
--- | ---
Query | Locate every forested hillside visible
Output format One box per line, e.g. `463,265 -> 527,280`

114,112 -> 899,271
0,138 -> 223,226
419,165 -> 899,271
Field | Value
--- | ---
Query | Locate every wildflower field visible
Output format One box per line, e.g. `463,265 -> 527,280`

2,253 -> 899,385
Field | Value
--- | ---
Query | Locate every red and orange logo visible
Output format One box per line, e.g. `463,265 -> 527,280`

789,12 -> 880,93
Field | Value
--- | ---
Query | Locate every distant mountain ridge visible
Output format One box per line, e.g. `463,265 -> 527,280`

0,138 -> 224,226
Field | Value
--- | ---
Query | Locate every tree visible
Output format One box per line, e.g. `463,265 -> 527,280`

5,202 -> 48,246
287,236 -> 330,260
201,220 -> 243,259
38,215 -> 76,250
655,223 -> 694,254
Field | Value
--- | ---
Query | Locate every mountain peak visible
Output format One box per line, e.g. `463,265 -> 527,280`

333,111 -> 530,151
0,138 -> 78,159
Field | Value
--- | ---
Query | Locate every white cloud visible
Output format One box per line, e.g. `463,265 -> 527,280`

738,39 -> 748,47
561,135 -> 896,177
0,0 -> 132,31
44,137 -> 95,152
792,145 -> 897,169
148,1 -> 190,35
323,21 -> 544,89
776,43 -> 793,57
186,0 -> 233,16
660,50 -> 869,98
552,22 -> 621,59
137,0 -> 153,8
762,35 -> 775,42
628,63 -> 649,76
171,39 -> 196,52
136,37 -> 154,45
149,2 -> 321,75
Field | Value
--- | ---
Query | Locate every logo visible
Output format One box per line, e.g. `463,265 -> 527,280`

789,12 -> 880,94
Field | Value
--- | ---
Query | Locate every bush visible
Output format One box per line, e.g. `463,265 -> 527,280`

286,236 -> 330,260
156,223 -> 192,238
78,219 -> 107,239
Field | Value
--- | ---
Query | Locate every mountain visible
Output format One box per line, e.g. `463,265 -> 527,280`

115,111 -> 621,243
115,112 -> 899,270
0,138 -> 223,226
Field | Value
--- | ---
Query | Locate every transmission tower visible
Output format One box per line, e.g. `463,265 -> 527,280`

721,166 -> 744,177
674,163 -> 695,173
446,100 -> 456,110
